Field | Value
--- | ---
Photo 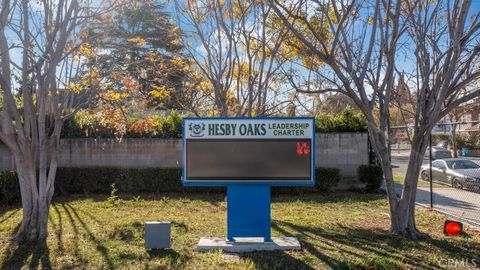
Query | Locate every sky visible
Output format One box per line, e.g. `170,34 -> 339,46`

169,0 -> 480,97
3,0 -> 480,104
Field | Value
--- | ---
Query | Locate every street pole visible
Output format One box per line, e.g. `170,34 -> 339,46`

452,123 -> 457,158
429,133 -> 433,210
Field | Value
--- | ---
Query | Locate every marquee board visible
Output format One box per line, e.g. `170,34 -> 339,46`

182,117 -> 315,186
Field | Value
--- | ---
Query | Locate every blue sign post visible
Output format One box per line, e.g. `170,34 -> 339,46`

182,117 -> 315,249
227,185 -> 271,242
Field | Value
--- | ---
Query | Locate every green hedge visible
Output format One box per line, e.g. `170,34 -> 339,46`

315,107 -> 367,133
0,171 -> 19,204
55,167 -> 184,194
0,168 -> 188,204
357,164 -> 383,192
0,166 -> 343,205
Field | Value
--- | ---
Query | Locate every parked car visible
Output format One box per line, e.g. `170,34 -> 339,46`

436,140 -> 449,149
420,158 -> 480,190
424,147 -> 453,160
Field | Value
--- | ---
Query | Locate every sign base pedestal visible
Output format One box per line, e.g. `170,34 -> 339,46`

197,185 -> 301,252
197,237 -> 301,252
227,185 -> 271,242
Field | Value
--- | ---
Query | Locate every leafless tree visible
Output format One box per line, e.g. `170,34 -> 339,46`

177,0 -> 288,116
269,0 -> 480,239
0,0 -> 114,241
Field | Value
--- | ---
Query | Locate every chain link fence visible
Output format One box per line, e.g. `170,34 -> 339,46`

390,122 -> 480,227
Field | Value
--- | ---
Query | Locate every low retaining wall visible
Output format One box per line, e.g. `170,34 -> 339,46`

0,133 -> 368,188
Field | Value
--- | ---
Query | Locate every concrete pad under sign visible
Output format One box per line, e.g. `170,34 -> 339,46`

197,237 -> 301,252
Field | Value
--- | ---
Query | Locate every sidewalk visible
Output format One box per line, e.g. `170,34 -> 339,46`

382,182 -> 480,227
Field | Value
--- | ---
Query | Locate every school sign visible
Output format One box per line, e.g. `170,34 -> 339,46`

183,117 -> 315,186
182,117 -> 315,247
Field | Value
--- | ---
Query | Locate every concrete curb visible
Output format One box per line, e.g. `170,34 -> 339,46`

197,237 -> 301,252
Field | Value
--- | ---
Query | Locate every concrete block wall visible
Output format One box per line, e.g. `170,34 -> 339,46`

0,139 -> 183,171
0,133 -> 368,183
58,139 -> 182,168
315,133 -> 368,177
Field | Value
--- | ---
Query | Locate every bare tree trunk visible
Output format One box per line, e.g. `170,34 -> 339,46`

14,162 -> 35,240
14,171 -> 57,241
389,137 -> 429,239
216,89 -> 229,117
13,159 -> 39,240
220,103 -> 229,117
367,123 -> 430,239
11,140 -> 58,241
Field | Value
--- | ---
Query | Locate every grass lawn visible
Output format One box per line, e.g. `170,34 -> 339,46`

0,192 -> 479,269
393,173 -> 445,188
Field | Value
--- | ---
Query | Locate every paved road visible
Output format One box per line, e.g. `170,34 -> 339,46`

392,150 -> 480,175
389,151 -> 480,227
391,151 -> 421,176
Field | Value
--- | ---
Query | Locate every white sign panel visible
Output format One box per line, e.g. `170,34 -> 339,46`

184,118 -> 313,139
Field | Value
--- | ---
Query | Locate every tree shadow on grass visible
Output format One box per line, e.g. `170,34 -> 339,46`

272,220 -> 480,269
241,250 -> 316,270
61,203 -> 115,269
271,192 -> 385,204
50,204 -> 64,254
59,202 -> 149,268
171,221 -> 188,233
0,228 -> 52,270
147,249 -> 190,268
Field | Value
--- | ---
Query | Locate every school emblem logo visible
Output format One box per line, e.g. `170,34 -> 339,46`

189,123 -> 206,137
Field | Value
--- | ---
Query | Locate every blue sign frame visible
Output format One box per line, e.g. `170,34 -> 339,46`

181,117 -> 316,187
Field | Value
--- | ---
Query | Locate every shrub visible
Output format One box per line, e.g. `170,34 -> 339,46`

315,113 -> 336,133
54,167 -> 184,195
0,171 -> 20,204
156,110 -> 183,138
456,132 -> 480,149
62,110 -> 184,139
357,164 -> 383,192
316,107 -> 367,133
61,116 -> 87,138
61,107 -> 368,139
1,167 -> 226,205
129,119 -> 156,137
1,166 -> 346,205
316,167 -> 342,191
61,110 -> 117,138
336,107 -> 368,132
272,167 -> 341,194
107,183 -> 121,207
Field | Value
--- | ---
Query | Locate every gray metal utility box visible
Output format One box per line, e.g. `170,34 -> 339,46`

145,221 -> 171,249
